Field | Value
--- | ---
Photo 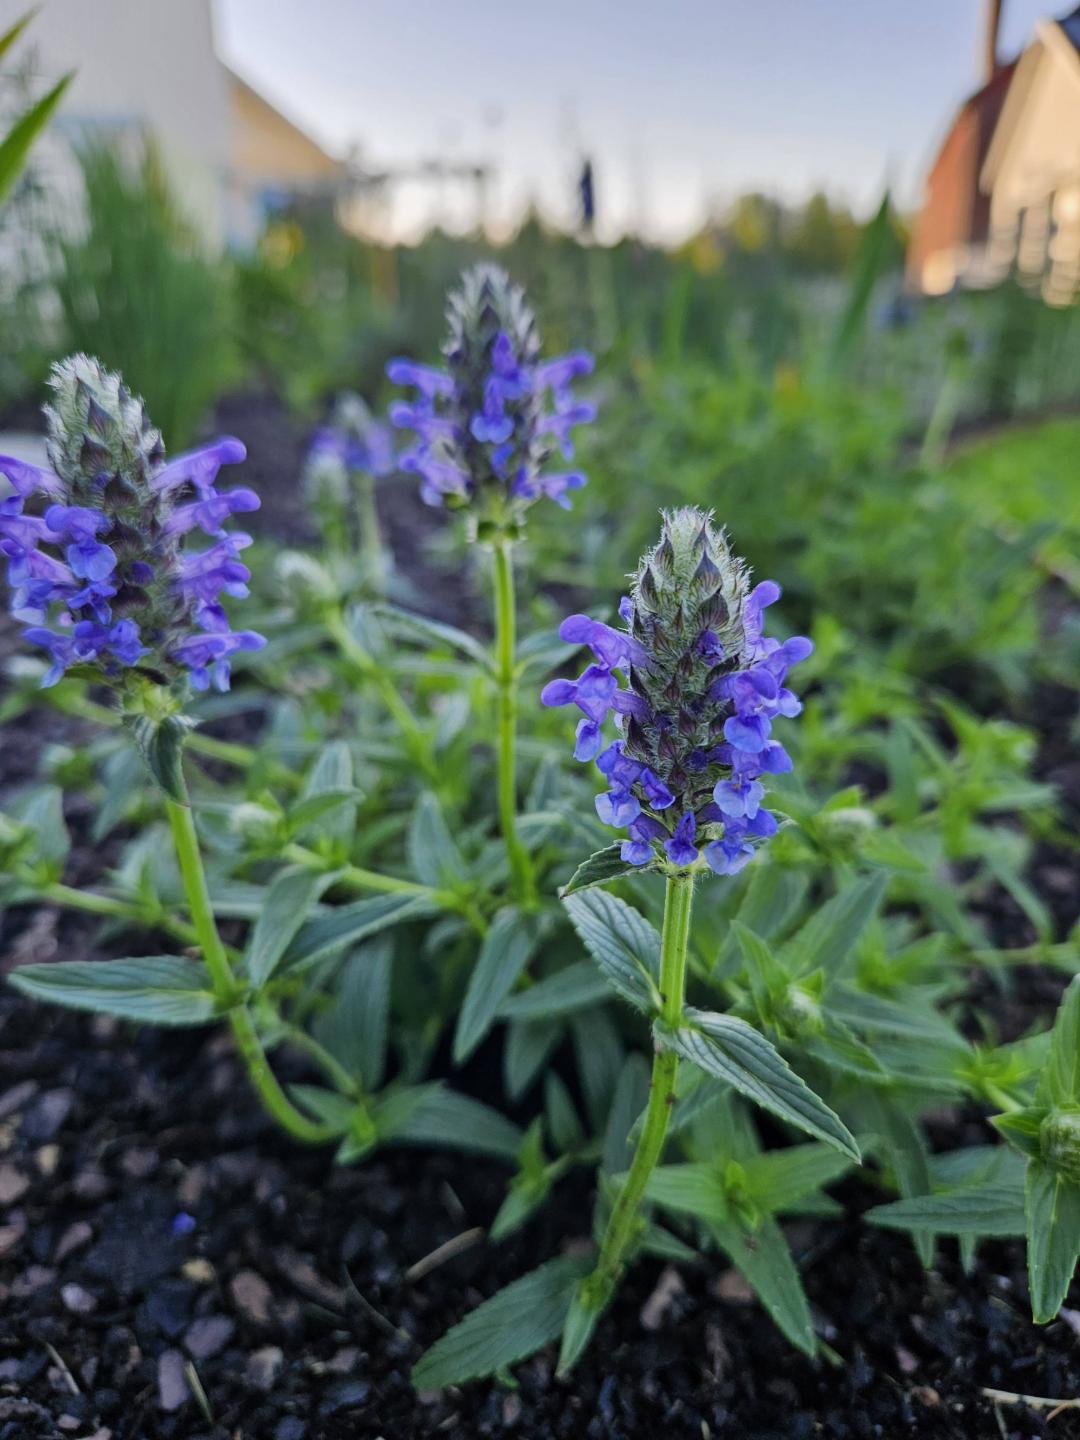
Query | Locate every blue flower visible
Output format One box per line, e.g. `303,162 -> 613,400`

542,509 -> 812,874
388,265 -> 595,518
0,355 -> 265,694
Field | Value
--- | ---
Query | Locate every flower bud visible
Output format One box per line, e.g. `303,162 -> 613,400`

1040,1109 -> 1080,1185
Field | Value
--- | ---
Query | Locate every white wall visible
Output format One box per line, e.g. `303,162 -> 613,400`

0,0 -> 232,246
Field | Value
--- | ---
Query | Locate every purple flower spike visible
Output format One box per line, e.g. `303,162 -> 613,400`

541,509 -> 810,877
387,265 -> 595,517
2,356 -> 264,695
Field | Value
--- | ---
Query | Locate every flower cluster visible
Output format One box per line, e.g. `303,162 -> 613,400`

0,354 -> 265,693
387,264 -> 595,518
305,393 -> 395,502
542,508 -> 812,875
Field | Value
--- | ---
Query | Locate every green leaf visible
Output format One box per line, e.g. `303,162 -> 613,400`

412,1255 -> 589,1389
646,1162 -> 729,1222
0,73 -> 71,208
557,1288 -> 602,1376
868,1184 -> 1027,1238
245,865 -> 333,988
1027,1160 -> 1080,1323
544,1073 -> 584,1152
376,603 -> 494,673
378,1084 -> 522,1159
715,865 -> 809,977
740,1144 -> 854,1214
8,957 -> 217,1025
13,784 -> 69,870
408,791 -> 467,888
504,1017 -> 563,1100
777,873 -> 887,980
453,908 -> 539,1064
1046,975 -> 1080,1107
0,10 -> 36,63
296,741 -> 355,845
499,961 -> 611,1021
319,937 -> 394,1091
282,891 -> 437,973
660,1008 -> 860,1161
286,1084 -> 355,1133
570,1009 -> 624,1130
561,843 -> 652,896
284,788 -> 363,837
123,713 -> 194,804
602,1053 -> 650,1176
712,1215 -> 816,1354
563,889 -> 661,1013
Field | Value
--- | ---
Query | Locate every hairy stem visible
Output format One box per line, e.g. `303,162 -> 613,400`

492,538 -> 536,905
582,873 -> 694,1303
164,794 -> 334,1144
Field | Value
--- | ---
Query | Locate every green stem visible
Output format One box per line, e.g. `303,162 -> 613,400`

164,794 -> 334,1144
492,538 -> 535,906
583,873 -> 694,1305
355,470 -> 387,597
40,881 -> 199,946
283,842 -> 428,896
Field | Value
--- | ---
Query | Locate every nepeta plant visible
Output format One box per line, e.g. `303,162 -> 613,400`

389,265 -> 595,903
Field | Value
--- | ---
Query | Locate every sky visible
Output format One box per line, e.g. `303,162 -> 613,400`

215,0 -> 1056,244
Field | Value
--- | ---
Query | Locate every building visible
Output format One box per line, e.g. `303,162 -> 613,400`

981,8 -> 1080,303
907,1 -> 1016,295
909,2 -> 1080,302
0,0 -> 347,251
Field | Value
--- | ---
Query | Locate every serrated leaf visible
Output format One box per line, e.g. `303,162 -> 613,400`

408,791 -> 467,888
412,1255 -> 589,1389
8,957 -> 217,1025
777,873 -> 887,979
123,713 -> 195,804
659,1008 -> 860,1161
646,1163 -> 729,1222
281,891 -> 437,973
499,961 -> 611,1021
246,866 -> 334,988
563,889 -> 661,1013
1027,1160 -> 1080,1323
867,1184 -> 1027,1237
454,909 -> 539,1064
561,844 -> 650,896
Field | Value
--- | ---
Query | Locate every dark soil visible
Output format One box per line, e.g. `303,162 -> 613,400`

2,993 -> 1080,1440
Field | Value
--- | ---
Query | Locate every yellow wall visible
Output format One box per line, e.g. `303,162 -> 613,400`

228,73 -> 343,185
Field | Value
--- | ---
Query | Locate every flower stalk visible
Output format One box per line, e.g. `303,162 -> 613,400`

569,872 -> 694,1335
492,536 -> 535,905
164,788 -> 333,1145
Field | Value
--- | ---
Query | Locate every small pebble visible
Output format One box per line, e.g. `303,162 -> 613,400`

61,1283 -> 97,1315
245,1345 -> 284,1391
0,1164 -> 30,1207
274,1419 -> 306,1440
230,1269 -> 273,1326
55,1221 -> 93,1264
183,1315 -> 234,1361
21,1088 -> 73,1143
0,1221 -> 25,1257
35,1145 -> 60,1178
156,1350 -> 189,1412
